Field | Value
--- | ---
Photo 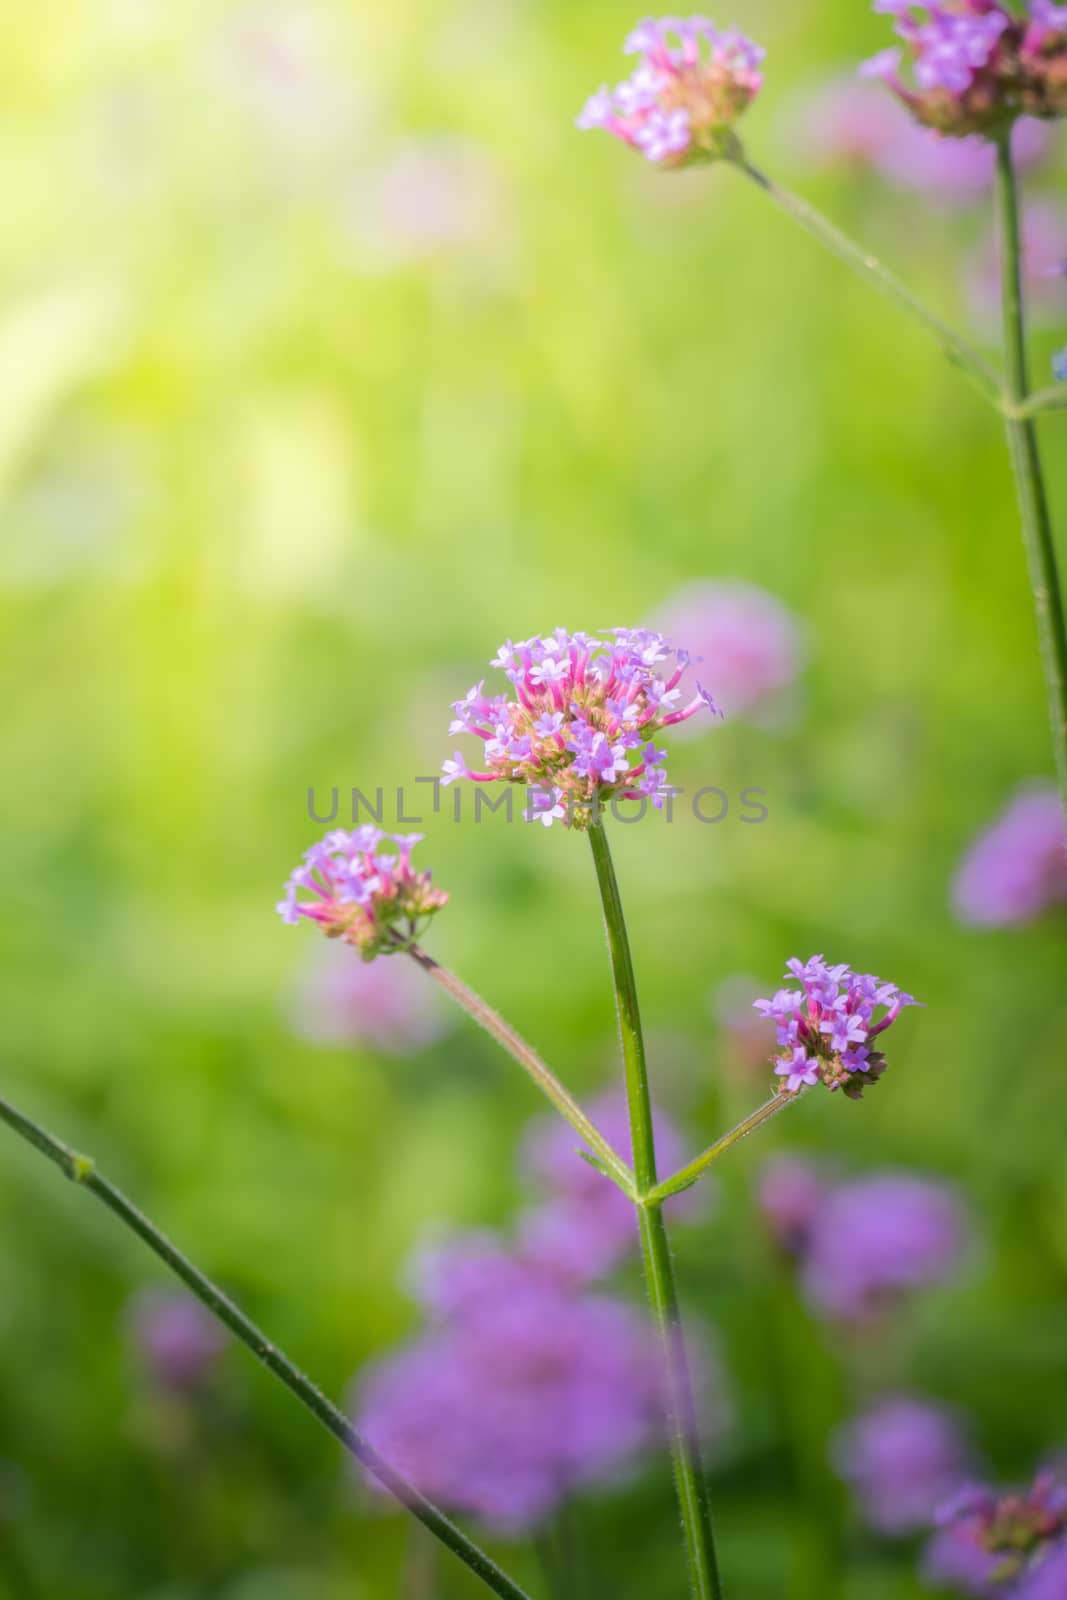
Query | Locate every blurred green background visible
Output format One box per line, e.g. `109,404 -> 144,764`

1,2 -> 1066,1597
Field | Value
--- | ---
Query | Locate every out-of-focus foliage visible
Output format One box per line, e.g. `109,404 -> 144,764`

0,2 -> 1065,1597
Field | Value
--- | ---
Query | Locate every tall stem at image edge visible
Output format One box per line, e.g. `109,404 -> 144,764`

995,131 -> 1067,818
587,819 -> 724,1600
0,1090 -> 532,1600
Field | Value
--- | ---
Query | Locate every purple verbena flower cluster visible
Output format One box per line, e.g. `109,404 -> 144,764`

832,1394 -> 973,1534
953,783 -> 1067,926
1014,1538 -> 1067,1600
758,1157 -> 970,1324
577,17 -> 765,167
277,828 -> 447,957
864,1 -> 1067,137
753,955 -> 919,1099
925,1469 -> 1067,1595
444,628 -> 720,830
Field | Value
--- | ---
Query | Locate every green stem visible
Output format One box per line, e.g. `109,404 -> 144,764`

730,156 -> 1004,406
648,1092 -> 799,1205
1016,384 -> 1067,419
586,819 -> 724,1600
995,131 -> 1067,817
406,945 -> 635,1195
0,1090 -> 533,1600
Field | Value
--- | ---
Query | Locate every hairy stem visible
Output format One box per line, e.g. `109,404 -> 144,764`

0,1089 -> 533,1600
406,945 -> 635,1195
649,1093 -> 799,1205
995,131 -> 1067,816
586,819 -> 724,1600
730,156 -> 1003,405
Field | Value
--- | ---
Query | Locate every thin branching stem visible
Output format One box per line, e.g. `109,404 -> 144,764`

0,1089 -> 534,1600
648,1093 -> 800,1205
405,945 -> 635,1195
730,155 -> 1004,405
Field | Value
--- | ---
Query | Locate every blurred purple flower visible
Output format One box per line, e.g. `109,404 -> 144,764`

288,944 -> 448,1053
126,1289 -> 227,1392
758,1155 -> 828,1255
355,1267 -> 663,1533
800,1171 -> 969,1324
1055,346 -> 1067,381
652,581 -> 805,726
925,1468 -> 1067,1597
1014,1539 -> 1067,1600
953,783 -> 1067,927
406,1230 -> 560,1318
923,1516 -> 1005,1597
789,76 -> 1049,200
519,1091 -> 705,1283
968,201 -> 1067,328
832,1394 -> 973,1535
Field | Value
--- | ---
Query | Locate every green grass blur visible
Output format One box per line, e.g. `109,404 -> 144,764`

0,2 -> 1065,1597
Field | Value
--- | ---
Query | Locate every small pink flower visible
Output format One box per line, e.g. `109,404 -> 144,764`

578,16 -> 765,167
277,828 -> 447,957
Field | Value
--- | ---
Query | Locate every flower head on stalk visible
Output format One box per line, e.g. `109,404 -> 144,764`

1054,345 -> 1067,380
444,628 -> 721,830
862,1 -> 1067,137
577,17 -> 765,166
924,1469 -> 1067,1594
277,828 -> 447,957
753,955 -> 919,1099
